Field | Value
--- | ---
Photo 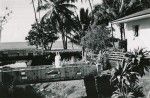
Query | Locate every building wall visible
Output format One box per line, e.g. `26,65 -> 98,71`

111,23 -> 121,39
125,18 -> 150,51
0,22 -> 1,42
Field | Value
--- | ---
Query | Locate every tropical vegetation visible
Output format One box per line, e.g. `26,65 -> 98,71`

97,48 -> 150,98
81,25 -> 111,53
26,0 -> 150,51
26,19 -> 59,50
25,0 -> 150,97
92,0 -> 150,40
2,0 -> 150,98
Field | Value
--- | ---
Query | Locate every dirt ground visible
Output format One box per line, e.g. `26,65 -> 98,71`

33,80 -> 87,98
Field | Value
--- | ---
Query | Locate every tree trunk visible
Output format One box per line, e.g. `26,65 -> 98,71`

31,0 -> 38,24
119,0 -> 125,13
65,32 -> 67,49
111,23 -> 115,47
37,0 -> 41,20
44,45 -> 47,50
119,23 -> 125,40
88,0 -> 93,11
62,31 -> 67,49
49,42 -> 53,50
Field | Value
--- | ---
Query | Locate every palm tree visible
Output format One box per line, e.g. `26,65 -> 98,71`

70,8 -> 92,45
37,0 -> 77,49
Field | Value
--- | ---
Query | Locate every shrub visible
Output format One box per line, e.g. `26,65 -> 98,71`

97,48 -> 150,98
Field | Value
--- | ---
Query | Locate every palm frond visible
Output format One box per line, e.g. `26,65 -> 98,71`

37,3 -> 51,12
61,3 -> 77,9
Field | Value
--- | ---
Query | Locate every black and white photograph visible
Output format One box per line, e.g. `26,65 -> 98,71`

1,0 -> 150,98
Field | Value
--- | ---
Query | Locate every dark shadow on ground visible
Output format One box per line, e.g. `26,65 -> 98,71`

0,85 -> 44,98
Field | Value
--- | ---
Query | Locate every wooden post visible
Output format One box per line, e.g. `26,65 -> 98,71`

84,75 -> 99,98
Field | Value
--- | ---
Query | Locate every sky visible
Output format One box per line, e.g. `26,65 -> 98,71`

0,0 -> 101,42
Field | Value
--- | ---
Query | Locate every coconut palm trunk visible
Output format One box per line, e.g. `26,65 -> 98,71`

65,33 -> 67,49
62,31 -> 67,49
119,23 -> 125,40
88,0 -> 93,11
31,0 -> 38,24
49,42 -> 53,50
37,0 -> 41,20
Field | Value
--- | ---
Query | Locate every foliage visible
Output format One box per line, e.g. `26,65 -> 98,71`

139,0 -> 150,9
32,0 -> 150,49
81,26 -> 112,53
126,48 -> 150,77
92,0 -> 150,40
112,85 -> 144,98
0,7 -> 12,25
70,8 -> 92,45
97,48 -> 150,98
26,19 -> 59,50
92,0 -> 149,24
37,0 -> 77,49
110,48 -> 150,98
110,61 -> 143,98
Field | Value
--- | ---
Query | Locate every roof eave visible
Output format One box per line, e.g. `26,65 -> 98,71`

112,14 -> 150,24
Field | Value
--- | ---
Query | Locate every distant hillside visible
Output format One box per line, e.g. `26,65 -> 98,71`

0,41 -> 82,50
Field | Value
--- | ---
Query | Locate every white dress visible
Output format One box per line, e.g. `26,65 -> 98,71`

55,54 -> 61,68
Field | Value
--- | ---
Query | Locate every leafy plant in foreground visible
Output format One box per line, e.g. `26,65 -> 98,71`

110,48 -> 150,98
97,48 -> 150,98
126,48 -> 150,77
110,61 -> 144,98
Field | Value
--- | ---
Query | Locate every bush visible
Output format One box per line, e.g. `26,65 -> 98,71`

81,26 -> 112,53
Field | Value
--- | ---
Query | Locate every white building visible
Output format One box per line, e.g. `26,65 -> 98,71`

112,8 -> 150,51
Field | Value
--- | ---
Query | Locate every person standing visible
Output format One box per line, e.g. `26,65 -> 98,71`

55,52 -> 61,68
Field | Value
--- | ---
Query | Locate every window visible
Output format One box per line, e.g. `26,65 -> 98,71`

133,25 -> 139,37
